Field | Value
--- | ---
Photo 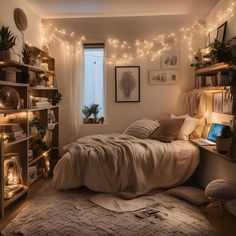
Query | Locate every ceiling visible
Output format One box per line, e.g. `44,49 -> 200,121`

24,0 -> 220,19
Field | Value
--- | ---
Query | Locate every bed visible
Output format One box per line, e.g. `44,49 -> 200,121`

52,133 -> 199,194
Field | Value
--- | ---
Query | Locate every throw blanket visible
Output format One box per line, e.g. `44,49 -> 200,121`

53,134 -> 199,194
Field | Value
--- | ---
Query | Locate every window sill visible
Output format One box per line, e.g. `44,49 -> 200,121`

80,123 -> 108,126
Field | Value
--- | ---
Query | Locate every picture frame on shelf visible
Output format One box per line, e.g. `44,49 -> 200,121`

205,33 -> 210,47
217,22 -> 227,43
213,92 -> 223,113
222,90 -> 233,114
148,70 -> 179,85
161,51 -> 180,69
209,29 -> 218,44
115,66 -> 140,102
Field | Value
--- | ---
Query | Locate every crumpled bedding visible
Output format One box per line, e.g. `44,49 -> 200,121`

53,134 -> 199,194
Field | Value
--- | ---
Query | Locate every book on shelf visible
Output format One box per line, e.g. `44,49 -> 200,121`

35,101 -> 52,108
4,133 -> 27,142
0,123 -> 22,132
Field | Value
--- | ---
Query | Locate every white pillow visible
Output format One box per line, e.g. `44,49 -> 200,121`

123,119 -> 160,139
171,114 -> 199,140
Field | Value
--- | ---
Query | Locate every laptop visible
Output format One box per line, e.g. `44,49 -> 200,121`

192,123 -> 227,146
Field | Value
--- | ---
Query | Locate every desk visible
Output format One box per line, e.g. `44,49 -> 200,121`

190,139 -> 236,163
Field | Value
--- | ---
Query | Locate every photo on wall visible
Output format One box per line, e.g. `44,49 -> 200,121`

115,66 -> 140,102
161,51 -> 180,69
148,70 -> 179,85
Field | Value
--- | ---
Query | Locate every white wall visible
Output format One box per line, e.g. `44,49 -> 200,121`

43,16 -> 202,141
0,0 -> 43,59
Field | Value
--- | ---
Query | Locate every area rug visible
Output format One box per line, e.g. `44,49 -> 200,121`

2,182 -> 216,236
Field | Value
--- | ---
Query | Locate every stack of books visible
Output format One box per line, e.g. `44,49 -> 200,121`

28,150 -> 34,162
0,123 -> 26,142
34,97 -> 51,108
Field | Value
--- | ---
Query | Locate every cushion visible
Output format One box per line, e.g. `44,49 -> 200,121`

171,114 -> 199,140
150,118 -> 185,143
202,123 -> 211,138
189,117 -> 206,139
123,119 -> 159,139
166,186 -> 209,206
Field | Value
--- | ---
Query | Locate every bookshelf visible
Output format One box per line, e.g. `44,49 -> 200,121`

0,47 -> 60,219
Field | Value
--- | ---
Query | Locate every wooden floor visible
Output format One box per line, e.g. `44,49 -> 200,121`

1,179 -> 236,235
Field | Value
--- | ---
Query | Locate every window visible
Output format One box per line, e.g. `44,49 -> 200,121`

82,44 -> 105,118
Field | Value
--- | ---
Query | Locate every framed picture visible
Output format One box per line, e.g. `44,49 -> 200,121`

115,66 -> 140,102
213,92 -> 223,113
217,22 -> 227,43
148,70 -> 179,85
205,33 -> 210,47
209,29 -> 218,44
161,51 -> 180,69
222,90 -> 233,114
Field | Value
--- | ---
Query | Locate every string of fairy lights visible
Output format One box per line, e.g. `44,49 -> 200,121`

41,0 -> 236,64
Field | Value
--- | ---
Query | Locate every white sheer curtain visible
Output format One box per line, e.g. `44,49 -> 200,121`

52,41 -> 82,147
83,47 -> 104,117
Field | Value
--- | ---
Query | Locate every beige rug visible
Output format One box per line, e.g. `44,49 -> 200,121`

2,182 -> 216,236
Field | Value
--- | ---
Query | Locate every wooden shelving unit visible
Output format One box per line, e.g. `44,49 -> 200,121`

195,62 -> 230,75
0,48 -> 60,219
192,60 -> 236,161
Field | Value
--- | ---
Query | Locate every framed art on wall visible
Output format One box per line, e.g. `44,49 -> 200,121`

115,66 -> 140,102
213,92 -> 223,113
148,70 -> 179,85
217,22 -> 227,43
161,51 -> 180,69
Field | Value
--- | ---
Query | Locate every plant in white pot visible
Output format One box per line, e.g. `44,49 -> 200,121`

90,103 -> 101,124
0,26 -> 17,60
216,126 -> 233,155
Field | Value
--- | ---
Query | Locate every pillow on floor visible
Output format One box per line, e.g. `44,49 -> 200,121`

166,186 -> 209,206
123,119 -> 159,139
171,114 -> 199,140
150,118 -> 185,143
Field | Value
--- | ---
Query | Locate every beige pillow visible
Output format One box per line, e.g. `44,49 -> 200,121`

166,186 -> 209,206
171,114 -> 199,140
202,123 -> 211,138
189,117 -> 206,139
124,119 -> 159,139
150,118 -> 185,143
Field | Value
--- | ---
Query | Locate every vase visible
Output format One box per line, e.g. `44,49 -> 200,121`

83,118 -> 89,124
22,57 -> 30,65
0,50 -> 11,60
216,137 -> 233,155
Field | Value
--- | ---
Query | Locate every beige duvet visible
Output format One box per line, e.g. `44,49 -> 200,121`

53,134 -> 199,194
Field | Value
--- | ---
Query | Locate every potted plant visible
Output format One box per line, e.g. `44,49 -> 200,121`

90,103 -> 101,124
42,75 -> 49,86
22,43 -> 31,64
82,105 -> 92,124
51,90 -> 62,106
216,126 -> 233,154
209,39 -> 232,64
0,26 -> 17,60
